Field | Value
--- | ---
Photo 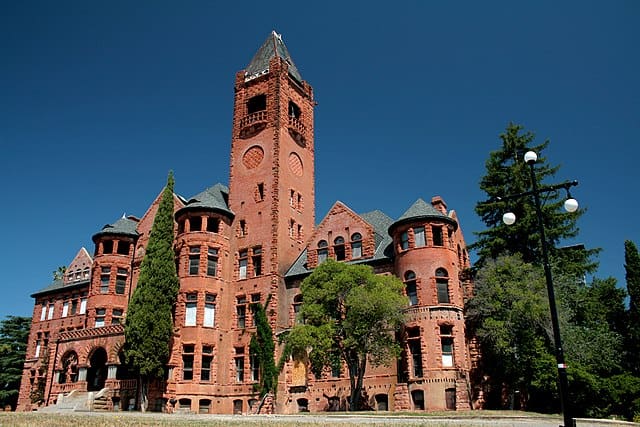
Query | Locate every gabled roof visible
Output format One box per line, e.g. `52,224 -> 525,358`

176,183 -> 233,218
284,208 -> 395,278
92,216 -> 140,242
389,198 -> 457,233
245,31 -> 303,83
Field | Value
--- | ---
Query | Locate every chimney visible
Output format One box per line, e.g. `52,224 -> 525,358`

431,196 -> 447,214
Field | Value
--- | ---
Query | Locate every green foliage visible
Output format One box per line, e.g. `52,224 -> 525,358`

52,266 -> 66,281
625,240 -> 640,375
466,255 -> 557,410
124,172 -> 179,407
284,260 -> 406,411
472,123 -> 596,275
0,316 -> 30,409
249,300 -> 277,397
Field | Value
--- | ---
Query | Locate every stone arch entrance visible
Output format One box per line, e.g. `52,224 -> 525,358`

87,347 -> 107,391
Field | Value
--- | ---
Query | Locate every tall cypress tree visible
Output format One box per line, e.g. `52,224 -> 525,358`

124,171 -> 179,411
249,300 -> 277,400
472,123 -> 596,275
624,240 -> 640,375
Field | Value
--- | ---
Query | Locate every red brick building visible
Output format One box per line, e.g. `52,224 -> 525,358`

17,31 -> 476,414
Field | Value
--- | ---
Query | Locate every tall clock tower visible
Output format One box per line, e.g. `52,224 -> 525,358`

228,31 -> 315,318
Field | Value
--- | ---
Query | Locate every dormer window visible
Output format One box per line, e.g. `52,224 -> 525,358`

317,240 -> 328,264
351,233 -> 362,259
334,236 -> 346,261
247,95 -> 266,114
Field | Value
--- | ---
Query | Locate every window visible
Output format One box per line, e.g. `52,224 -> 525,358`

207,248 -> 218,277
185,293 -> 197,326
62,301 -> 69,318
448,228 -> 454,248
334,236 -> 345,261
400,231 -> 409,250
71,299 -> 78,315
297,193 -> 303,210
404,271 -> 418,306
102,240 -> 113,254
47,302 -> 54,320
100,267 -> 110,293
432,226 -> 443,246
201,346 -> 213,382
182,345 -> 195,381
116,268 -> 127,294
441,337 -> 454,367
117,241 -> 130,255
407,327 -> 423,378
40,303 -> 46,321
250,354 -> 259,382
351,233 -> 362,259
257,183 -> 265,201
237,296 -> 247,329
83,268 -> 90,279
331,358 -> 341,378
112,309 -> 123,325
178,219 -> 185,234
436,268 -> 450,304
288,100 -> 301,119
250,293 -> 261,317
235,347 -> 245,382
189,247 -> 200,275
440,324 -> 453,336
317,240 -> 328,264
239,250 -> 248,279
293,294 -> 303,325
414,227 -> 426,247
206,217 -> 220,233
190,216 -> 202,232
252,247 -> 262,276
204,294 -> 215,327
289,219 -> 295,238
95,308 -> 106,327
239,219 -> 247,236
247,94 -> 266,114
79,295 -> 87,315
290,189 -> 295,207
35,340 -> 41,358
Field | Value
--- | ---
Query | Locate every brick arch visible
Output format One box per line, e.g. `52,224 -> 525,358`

109,338 -> 126,364
54,344 -> 80,370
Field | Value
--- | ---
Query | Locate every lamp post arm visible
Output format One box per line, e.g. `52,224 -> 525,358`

489,180 -> 578,204
528,163 -> 574,427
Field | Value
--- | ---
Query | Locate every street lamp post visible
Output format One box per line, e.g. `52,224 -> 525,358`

497,150 -> 578,427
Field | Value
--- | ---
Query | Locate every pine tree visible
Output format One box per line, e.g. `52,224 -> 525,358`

124,171 -> 179,411
624,240 -> 640,375
472,123 -> 596,275
0,316 -> 30,410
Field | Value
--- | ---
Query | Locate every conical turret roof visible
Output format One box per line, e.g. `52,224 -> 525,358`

92,216 -> 139,242
389,198 -> 456,233
176,183 -> 233,218
245,31 -> 303,83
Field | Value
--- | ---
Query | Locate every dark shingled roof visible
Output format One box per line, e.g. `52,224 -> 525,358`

177,183 -> 233,218
245,31 -> 303,84
31,278 -> 90,298
92,216 -> 139,242
284,209 -> 395,278
389,198 -> 457,233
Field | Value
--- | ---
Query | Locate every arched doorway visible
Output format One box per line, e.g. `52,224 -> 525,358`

87,347 -> 107,391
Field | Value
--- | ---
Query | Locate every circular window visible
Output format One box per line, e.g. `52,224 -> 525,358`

288,152 -> 303,177
242,145 -> 264,169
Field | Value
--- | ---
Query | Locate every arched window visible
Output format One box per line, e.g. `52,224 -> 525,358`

351,233 -> 362,259
435,268 -> 450,304
317,240 -> 328,264
334,236 -> 345,261
404,271 -> 418,306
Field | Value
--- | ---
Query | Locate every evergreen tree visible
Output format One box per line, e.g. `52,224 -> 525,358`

472,123 -> 596,275
124,171 -> 179,412
249,300 -> 277,399
624,240 -> 640,375
0,316 -> 30,410
284,260 -> 406,411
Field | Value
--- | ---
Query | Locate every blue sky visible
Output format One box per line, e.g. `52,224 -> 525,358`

1,1 -> 638,318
